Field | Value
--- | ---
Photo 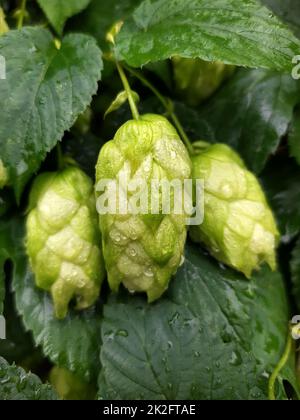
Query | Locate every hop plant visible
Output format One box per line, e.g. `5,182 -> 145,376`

0,7 -> 9,35
190,144 -> 279,278
49,367 -> 96,400
26,166 -> 105,319
0,159 -> 8,189
96,114 -> 192,302
173,57 -> 235,106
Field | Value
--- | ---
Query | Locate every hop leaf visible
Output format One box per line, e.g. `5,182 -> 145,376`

190,144 -> 279,278
26,166 -> 105,319
96,114 -> 191,302
173,57 -> 235,106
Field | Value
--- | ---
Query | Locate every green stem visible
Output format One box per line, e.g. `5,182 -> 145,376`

116,62 -> 139,121
123,65 -> 195,155
17,0 -> 27,29
268,332 -> 292,400
124,66 -> 170,110
170,112 -> 194,156
56,143 -> 65,171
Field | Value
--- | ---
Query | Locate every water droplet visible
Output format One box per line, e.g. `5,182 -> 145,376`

221,330 -> 232,343
250,388 -> 262,399
128,289 -> 135,294
219,262 -> 226,270
179,255 -> 185,267
144,267 -> 154,277
29,46 -> 37,53
116,329 -> 128,337
167,340 -> 173,349
215,361 -> 221,368
129,248 -> 137,257
168,312 -> 180,325
221,183 -> 233,198
171,151 -> 177,159
104,330 -> 115,341
109,230 -> 121,243
167,383 -> 173,390
194,351 -> 201,358
205,367 -> 211,373
229,351 -> 242,366
215,378 -> 222,386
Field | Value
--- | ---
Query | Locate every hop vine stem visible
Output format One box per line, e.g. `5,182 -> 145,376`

268,331 -> 292,400
17,0 -> 27,29
116,62 -> 140,121
123,64 -> 195,156
56,143 -> 65,171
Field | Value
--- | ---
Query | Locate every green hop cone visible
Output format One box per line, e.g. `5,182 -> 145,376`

49,367 -> 96,400
96,114 -> 192,302
190,144 -> 279,278
173,57 -> 235,107
26,166 -> 105,319
0,7 -> 9,35
0,159 -> 8,189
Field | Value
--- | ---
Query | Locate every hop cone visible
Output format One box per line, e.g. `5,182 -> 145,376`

96,114 -> 192,302
0,8 -> 9,35
49,367 -> 96,400
173,57 -> 235,106
26,166 -> 105,319
0,159 -> 8,189
190,144 -> 279,278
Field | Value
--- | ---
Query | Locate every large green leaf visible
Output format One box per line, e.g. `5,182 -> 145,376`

37,0 -> 92,34
116,0 -> 300,71
0,27 -> 102,199
70,0 -> 141,50
0,357 -> 58,400
262,157 -> 300,242
196,69 -> 300,174
261,0 -> 300,38
0,217 -> 102,383
99,244 -> 298,400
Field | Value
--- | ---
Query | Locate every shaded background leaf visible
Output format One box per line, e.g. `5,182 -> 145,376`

288,107 -> 300,165
196,69 -> 300,173
37,0 -> 92,34
69,0 -> 141,50
262,157 -> 300,242
291,238 -> 300,310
